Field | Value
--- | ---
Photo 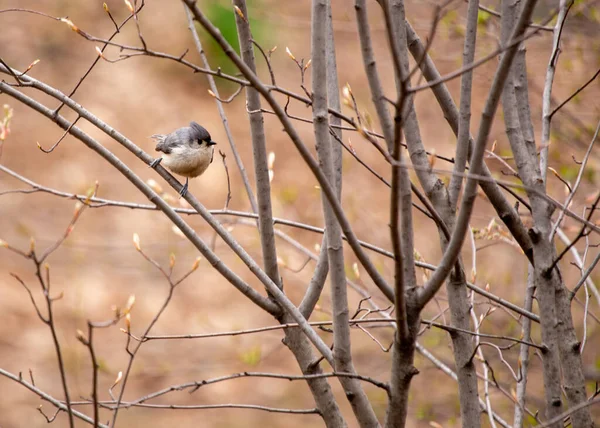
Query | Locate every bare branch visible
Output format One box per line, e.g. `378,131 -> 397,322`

477,4 -> 554,31
570,250 -> 600,301
540,0 -> 574,183
549,66 -> 600,120
37,117 -> 80,153
232,0 -> 282,290
513,265 -> 535,427
0,81 -> 288,316
183,5 -> 257,213
408,9 -> 557,94
310,1 -> 379,425
182,0 -> 394,302
449,0 -> 479,210
418,0 -> 540,307
550,118 -> 600,240
405,21 -> 535,263
0,367 -> 106,427
219,150 -> 232,211
536,397 -> 600,428
0,164 -> 542,322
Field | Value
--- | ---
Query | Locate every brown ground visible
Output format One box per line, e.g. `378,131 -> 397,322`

1,1 -> 599,427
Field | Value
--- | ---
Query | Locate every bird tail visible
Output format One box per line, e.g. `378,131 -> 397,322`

151,134 -> 167,152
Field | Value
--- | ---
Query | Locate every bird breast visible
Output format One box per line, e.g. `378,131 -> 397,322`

161,145 -> 214,178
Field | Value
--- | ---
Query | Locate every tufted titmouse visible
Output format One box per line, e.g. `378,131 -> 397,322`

150,121 -> 217,197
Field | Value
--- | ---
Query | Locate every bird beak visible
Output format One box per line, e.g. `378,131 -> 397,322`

208,140 -> 217,146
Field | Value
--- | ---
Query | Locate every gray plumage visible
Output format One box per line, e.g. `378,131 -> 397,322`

150,121 -> 217,197
153,122 -> 213,155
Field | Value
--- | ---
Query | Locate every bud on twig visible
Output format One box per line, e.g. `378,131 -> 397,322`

60,18 -> 80,33
73,201 -> 84,216
191,256 -> 202,271
267,152 -> 275,183
132,233 -> 141,251
23,59 -> 40,74
342,84 -> 353,109
357,127 -> 368,139
233,5 -> 247,23
347,138 -> 356,154
352,263 -> 360,280
163,194 -> 176,203
126,294 -> 135,312
0,105 -> 12,141
428,149 -> 437,169
285,47 -> 296,61
76,329 -> 87,344
112,371 -> 123,388
146,179 -> 163,194
171,225 -> 185,238
123,0 -> 134,13
342,83 -> 352,101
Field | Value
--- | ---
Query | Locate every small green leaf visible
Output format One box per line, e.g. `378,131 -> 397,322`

478,10 -> 492,26
239,345 -> 262,366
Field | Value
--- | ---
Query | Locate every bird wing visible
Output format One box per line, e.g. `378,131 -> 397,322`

152,134 -> 177,154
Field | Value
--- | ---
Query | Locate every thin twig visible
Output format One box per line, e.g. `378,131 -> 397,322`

549,66 -> 600,120
550,117 -> 600,240
0,367 -> 107,427
183,5 -> 258,213
219,150 -> 232,210
0,163 -> 541,321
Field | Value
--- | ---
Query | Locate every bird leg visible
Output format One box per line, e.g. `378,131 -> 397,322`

149,157 -> 163,168
179,178 -> 189,198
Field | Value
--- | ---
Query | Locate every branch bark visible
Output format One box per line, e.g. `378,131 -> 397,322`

233,0 -> 281,290
311,0 -> 379,425
449,0 -> 479,210
513,265 -> 535,428
418,0 -> 539,306
384,1 -> 481,426
500,1 -> 592,426
300,0 -> 342,319
0,80 -> 340,368
182,0 -> 394,303
404,21 -> 534,265
183,5 -> 258,214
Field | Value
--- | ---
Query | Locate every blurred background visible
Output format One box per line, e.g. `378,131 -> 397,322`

1,0 -> 599,426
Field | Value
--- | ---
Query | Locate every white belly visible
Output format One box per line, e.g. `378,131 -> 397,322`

161,146 -> 213,178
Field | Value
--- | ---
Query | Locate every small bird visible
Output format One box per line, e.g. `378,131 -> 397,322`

150,122 -> 217,197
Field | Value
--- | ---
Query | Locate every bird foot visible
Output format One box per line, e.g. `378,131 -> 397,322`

149,157 -> 162,168
178,180 -> 189,198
